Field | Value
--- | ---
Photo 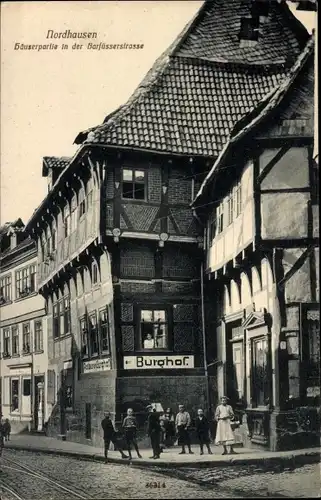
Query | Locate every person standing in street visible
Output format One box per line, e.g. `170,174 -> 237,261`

101,412 -> 128,462
3,419 -> 11,441
147,406 -> 161,459
195,408 -> 213,455
175,404 -> 193,455
214,396 -> 237,455
122,408 -> 142,459
163,408 -> 175,447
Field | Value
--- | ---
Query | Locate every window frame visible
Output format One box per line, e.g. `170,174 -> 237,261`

34,320 -> 43,352
227,192 -> 234,226
11,378 -> 20,413
63,205 -> 71,238
138,306 -> 169,351
0,274 -> 12,303
22,323 -> 31,354
91,260 -> 99,285
78,188 -> 86,219
12,325 -> 19,356
80,316 -> 89,359
15,264 -> 37,299
88,311 -> 99,358
121,167 -> 147,201
3,328 -> 11,357
99,307 -> 110,355
216,203 -> 224,235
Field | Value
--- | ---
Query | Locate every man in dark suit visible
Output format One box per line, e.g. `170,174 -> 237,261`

195,408 -> 213,455
101,412 -> 128,462
147,406 -> 161,459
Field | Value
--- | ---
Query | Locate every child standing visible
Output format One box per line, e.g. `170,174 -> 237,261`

122,408 -> 142,459
215,396 -> 236,455
3,419 -> 11,441
196,409 -> 213,455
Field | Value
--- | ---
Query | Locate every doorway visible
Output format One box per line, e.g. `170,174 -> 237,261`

34,375 -> 44,430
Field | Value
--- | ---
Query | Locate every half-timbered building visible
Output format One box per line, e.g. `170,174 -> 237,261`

193,35 -> 319,451
25,0 -> 312,446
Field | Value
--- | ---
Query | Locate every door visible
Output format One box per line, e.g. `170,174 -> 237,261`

21,378 -> 31,416
34,376 -> 44,429
232,342 -> 244,402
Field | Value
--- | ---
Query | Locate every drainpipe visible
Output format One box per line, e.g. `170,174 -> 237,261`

200,261 -> 210,418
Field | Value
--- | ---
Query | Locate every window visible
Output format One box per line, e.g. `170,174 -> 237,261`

71,207 -> 78,233
3,328 -> 10,357
87,190 -> 93,210
12,326 -> 19,355
80,317 -> 88,357
53,302 -> 59,339
11,379 -> 19,412
63,297 -> 71,335
15,264 -> 37,299
122,168 -> 146,200
47,227 -> 52,255
140,309 -> 168,350
51,223 -> 57,251
22,323 -> 31,354
34,321 -> 43,351
227,194 -> 234,226
63,205 -> 71,238
232,343 -> 244,402
239,17 -> 260,41
23,378 -> 31,396
41,233 -> 47,261
216,204 -> 224,234
99,308 -> 110,353
208,214 -> 216,247
92,260 -> 99,285
79,189 -> 86,218
0,275 -> 12,303
251,337 -> 269,407
88,312 -> 99,357
235,182 -> 242,217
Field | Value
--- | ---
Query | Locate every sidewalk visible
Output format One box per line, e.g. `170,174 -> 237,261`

4,434 -> 320,469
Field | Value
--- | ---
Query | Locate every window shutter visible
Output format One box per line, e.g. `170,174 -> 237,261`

47,369 -> 56,404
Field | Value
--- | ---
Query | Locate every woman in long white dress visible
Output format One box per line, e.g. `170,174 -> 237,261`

215,396 -> 236,455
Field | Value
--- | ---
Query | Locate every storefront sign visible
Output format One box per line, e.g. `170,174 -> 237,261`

63,360 -> 73,370
9,365 -> 31,376
123,355 -> 194,370
83,358 -> 111,373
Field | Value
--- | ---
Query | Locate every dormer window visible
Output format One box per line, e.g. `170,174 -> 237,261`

239,17 -> 260,42
251,0 -> 270,21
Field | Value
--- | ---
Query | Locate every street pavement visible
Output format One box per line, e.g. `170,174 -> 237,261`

0,444 -> 320,498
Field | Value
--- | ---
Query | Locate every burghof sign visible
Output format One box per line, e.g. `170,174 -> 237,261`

83,358 -> 111,373
124,355 -> 194,370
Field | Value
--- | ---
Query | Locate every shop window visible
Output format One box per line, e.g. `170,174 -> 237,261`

232,343 -> 244,401
140,309 -> 168,350
80,317 -> 88,358
88,312 -> 99,357
251,337 -> 269,407
0,274 -> 12,303
34,321 -> 43,351
12,326 -> 19,355
122,168 -> 146,200
22,323 -> 31,354
3,328 -> 11,357
11,379 -> 19,412
99,308 -> 110,353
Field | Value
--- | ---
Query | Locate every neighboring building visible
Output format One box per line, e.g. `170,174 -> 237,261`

193,35 -> 319,451
25,0 -> 311,447
0,220 -> 48,433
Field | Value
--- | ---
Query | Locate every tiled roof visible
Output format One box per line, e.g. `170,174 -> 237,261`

176,0 -> 305,65
42,156 -> 71,176
74,0 -> 308,158
194,37 -> 315,204
0,236 -> 34,259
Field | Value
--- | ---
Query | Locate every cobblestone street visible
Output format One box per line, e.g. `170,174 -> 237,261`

0,449 -> 319,499
0,449 -> 244,499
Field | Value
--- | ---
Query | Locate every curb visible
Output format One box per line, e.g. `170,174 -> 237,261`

4,443 -> 321,469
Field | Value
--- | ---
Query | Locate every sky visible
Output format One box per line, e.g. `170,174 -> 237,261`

0,1 -> 316,225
